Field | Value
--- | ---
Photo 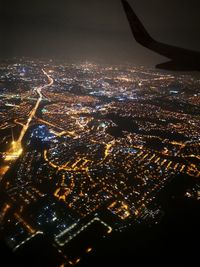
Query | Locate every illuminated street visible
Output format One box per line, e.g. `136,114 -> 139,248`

3,69 -> 53,163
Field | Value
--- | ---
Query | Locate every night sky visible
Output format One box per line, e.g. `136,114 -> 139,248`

0,0 -> 200,66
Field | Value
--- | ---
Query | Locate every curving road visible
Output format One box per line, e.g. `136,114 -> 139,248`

17,69 -> 53,143
4,69 -> 53,161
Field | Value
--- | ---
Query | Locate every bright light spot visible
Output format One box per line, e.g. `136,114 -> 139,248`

86,247 -> 92,253
52,217 -> 57,222
107,227 -> 112,234
75,258 -> 81,264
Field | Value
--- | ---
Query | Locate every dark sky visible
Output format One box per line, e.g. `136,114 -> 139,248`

0,0 -> 200,66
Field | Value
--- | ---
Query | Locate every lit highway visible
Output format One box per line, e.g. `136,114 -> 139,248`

18,69 -> 53,143
4,69 -> 53,162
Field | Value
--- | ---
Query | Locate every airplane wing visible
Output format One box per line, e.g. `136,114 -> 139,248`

121,0 -> 200,71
